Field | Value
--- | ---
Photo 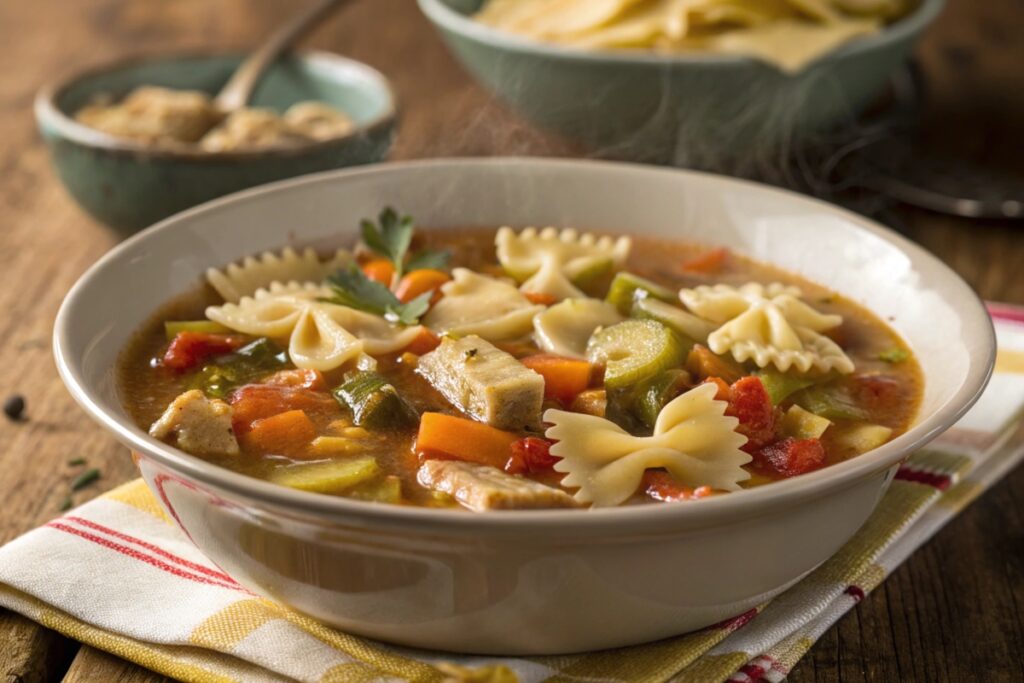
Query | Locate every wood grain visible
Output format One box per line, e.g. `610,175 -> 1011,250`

0,0 -> 1018,681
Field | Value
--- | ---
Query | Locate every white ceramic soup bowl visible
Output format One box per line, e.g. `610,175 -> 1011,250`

54,158 -> 993,655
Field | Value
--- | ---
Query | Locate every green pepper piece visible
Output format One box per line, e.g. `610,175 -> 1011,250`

334,371 -> 418,429
188,338 -> 288,397
587,320 -> 686,390
634,369 -> 688,428
792,384 -> 869,421
757,369 -> 818,406
164,320 -> 231,340
605,272 -> 676,314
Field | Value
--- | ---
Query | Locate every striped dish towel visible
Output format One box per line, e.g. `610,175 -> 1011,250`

0,311 -> 1022,683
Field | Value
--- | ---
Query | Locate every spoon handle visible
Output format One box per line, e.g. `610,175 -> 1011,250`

214,0 -> 350,112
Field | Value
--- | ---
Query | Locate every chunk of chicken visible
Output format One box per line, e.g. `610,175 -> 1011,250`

416,335 -> 544,430
418,460 -> 577,511
150,390 -> 239,457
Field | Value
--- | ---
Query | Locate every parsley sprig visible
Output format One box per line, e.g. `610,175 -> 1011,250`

360,207 -> 449,279
325,265 -> 432,326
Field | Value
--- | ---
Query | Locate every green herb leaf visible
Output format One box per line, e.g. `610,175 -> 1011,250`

59,495 -> 74,512
878,348 -> 909,364
326,266 -> 430,326
71,468 -> 101,492
67,457 -> 86,466
361,207 -> 414,278
406,248 -> 451,273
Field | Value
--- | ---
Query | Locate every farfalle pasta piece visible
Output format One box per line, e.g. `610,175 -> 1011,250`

546,383 -> 751,507
422,268 -> 545,342
206,247 -> 352,303
495,227 -> 631,302
679,282 -> 854,374
532,297 -> 624,359
206,285 -> 422,371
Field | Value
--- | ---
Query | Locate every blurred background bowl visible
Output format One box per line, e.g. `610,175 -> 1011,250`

419,0 -> 946,167
35,51 -> 396,234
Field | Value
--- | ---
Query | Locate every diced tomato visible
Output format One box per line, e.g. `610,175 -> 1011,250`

229,383 -> 335,435
643,470 -> 695,501
755,437 -> 825,478
524,291 -> 558,306
726,376 -> 778,452
851,374 -> 906,416
680,248 -> 729,274
505,437 -> 559,475
263,368 -> 326,391
162,332 -> 247,372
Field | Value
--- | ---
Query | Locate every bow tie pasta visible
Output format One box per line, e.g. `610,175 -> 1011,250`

206,283 -> 422,371
533,297 -> 624,358
206,247 -> 352,303
679,282 -> 855,374
496,227 -> 631,302
422,268 -> 545,341
546,382 -> 751,507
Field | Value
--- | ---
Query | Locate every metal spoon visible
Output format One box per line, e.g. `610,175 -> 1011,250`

214,0 -> 350,113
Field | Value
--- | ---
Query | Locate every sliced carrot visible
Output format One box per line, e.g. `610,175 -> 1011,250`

241,409 -> 317,457
520,354 -> 593,405
680,247 -> 730,274
524,291 -> 558,306
686,345 -> 743,384
362,259 -> 395,286
403,328 -> 441,355
415,412 -> 519,469
394,269 -> 450,304
229,384 -> 336,435
701,376 -> 731,401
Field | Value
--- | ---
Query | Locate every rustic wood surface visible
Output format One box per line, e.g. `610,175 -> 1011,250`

0,0 -> 1020,681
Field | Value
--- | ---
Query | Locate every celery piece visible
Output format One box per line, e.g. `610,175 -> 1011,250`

834,424 -> 894,454
634,369 -> 687,429
780,405 -> 832,440
757,369 -> 818,405
348,475 -> 402,503
792,384 -> 869,421
878,348 -> 909,364
605,272 -> 676,314
632,297 -> 713,345
587,320 -> 685,390
164,320 -> 231,340
270,457 -> 380,494
570,257 -> 614,289
334,371 -> 418,429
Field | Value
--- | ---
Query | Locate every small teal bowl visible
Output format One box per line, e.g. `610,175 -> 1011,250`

419,0 -> 945,165
35,51 -> 396,233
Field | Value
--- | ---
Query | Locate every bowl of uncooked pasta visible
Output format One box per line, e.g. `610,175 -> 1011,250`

419,0 -> 946,165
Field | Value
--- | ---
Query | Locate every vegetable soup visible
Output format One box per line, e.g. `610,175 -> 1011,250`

118,211 -> 922,511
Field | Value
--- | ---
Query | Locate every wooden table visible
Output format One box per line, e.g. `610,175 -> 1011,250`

1,1 -> 1021,680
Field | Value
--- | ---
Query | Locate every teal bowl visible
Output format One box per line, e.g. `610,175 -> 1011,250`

35,52 -> 396,233
419,0 -> 945,166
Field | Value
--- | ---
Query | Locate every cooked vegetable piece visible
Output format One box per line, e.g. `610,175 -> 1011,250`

834,424 -> 893,454
240,409 -> 317,457
634,369 -> 689,429
394,269 -> 450,304
334,371 -> 418,429
308,436 -> 362,456
642,470 -> 714,502
755,437 -> 825,477
605,272 -> 676,314
403,328 -> 441,355
415,412 -> 519,468
229,383 -> 335,435
417,335 -> 544,430
264,368 -> 326,391
680,247 -> 729,274
270,456 -> 380,493
164,320 -> 230,339
362,258 -> 396,286
347,474 -> 402,503
686,344 -> 743,384
780,405 -> 832,440
757,369 -> 818,405
150,390 -> 239,456
520,354 -> 593,405
631,297 -> 714,344
723,376 -> 778,452
571,388 -> 607,417
524,291 -> 558,306
505,436 -> 559,475
878,348 -> 909,364
163,332 -> 248,371
326,265 -> 432,326
190,337 -> 289,398
417,460 -> 577,511
793,383 -> 869,421
587,320 -> 685,390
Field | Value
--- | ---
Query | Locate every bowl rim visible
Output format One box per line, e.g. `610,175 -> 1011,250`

54,157 -> 995,535
33,49 -> 397,162
417,0 -> 947,69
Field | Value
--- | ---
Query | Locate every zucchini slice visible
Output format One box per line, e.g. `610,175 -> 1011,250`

334,371 -> 418,429
586,320 -> 686,390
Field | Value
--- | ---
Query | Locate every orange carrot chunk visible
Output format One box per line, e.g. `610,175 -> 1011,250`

520,354 -> 593,405
403,328 -> 441,355
680,247 -> 730,274
524,291 -> 558,306
361,259 -> 395,286
241,409 -> 317,457
394,269 -> 450,304
415,413 -> 519,469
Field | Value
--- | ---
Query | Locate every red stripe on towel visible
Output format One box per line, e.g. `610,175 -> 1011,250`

845,585 -> 866,602
895,466 -> 953,490
46,521 -> 248,593
988,303 -> 1024,325
63,516 -> 238,585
